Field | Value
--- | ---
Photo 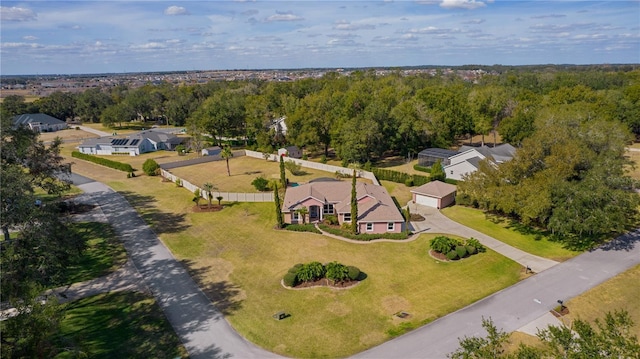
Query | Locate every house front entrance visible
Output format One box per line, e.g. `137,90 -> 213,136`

309,205 -> 320,222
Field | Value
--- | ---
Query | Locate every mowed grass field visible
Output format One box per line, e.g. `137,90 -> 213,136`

441,206 -> 577,261
65,153 -> 523,358
170,156 -> 344,193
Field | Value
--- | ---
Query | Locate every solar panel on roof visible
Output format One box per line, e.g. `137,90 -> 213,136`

130,139 -> 139,146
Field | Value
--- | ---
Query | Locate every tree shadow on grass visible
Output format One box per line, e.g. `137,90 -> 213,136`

180,259 -> 243,316
118,191 -> 189,235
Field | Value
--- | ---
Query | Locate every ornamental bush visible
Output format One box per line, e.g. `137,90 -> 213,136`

465,238 -> 486,253
283,272 -> 298,287
142,159 -> 160,176
466,245 -> 477,255
324,215 -> 339,225
430,235 -> 458,254
251,176 -> 270,191
347,266 -> 361,281
455,245 -> 468,258
446,250 -> 459,260
297,261 -> 325,282
289,263 -> 303,274
325,261 -> 349,282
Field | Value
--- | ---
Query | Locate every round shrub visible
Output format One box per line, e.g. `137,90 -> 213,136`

288,263 -> 303,274
455,245 -> 468,258
142,159 -> 160,176
466,245 -> 477,255
347,266 -> 361,281
404,178 -> 414,187
251,176 -> 270,191
283,272 -> 298,287
446,250 -> 459,260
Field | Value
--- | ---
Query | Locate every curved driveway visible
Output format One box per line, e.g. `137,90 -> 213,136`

409,203 -> 558,273
73,175 -> 280,359
73,173 -> 640,358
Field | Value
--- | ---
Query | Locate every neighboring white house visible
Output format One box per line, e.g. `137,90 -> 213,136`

201,146 -> 222,156
278,145 -> 302,159
443,144 -> 516,181
12,113 -> 68,132
411,180 -> 457,209
269,116 -> 288,136
77,129 -> 183,156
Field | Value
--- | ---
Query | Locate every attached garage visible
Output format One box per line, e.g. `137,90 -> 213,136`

411,180 -> 457,209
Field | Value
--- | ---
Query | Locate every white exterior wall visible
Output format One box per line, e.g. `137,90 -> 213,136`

448,149 -> 485,166
444,161 -> 478,181
415,194 -> 439,208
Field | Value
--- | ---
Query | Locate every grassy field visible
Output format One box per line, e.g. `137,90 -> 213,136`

39,127 -> 99,143
56,292 -> 188,359
441,206 -> 578,261
380,180 -> 413,207
170,156 -> 352,193
85,169 -> 521,358
62,222 -> 127,285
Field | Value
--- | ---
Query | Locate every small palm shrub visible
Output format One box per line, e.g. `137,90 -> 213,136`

466,245 -> 477,255
324,215 -> 339,225
465,237 -> 486,253
430,236 -> 458,254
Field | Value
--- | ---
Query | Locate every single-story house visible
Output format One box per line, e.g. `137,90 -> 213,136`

282,179 -> 405,234
443,144 -> 515,181
77,129 -> 183,156
417,148 -> 460,167
411,180 -> 457,209
269,116 -> 288,136
12,113 -> 68,132
278,146 -> 302,159
202,146 -> 222,156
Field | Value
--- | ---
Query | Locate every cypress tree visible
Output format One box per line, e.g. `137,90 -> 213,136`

280,155 -> 287,190
351,170 -> 358,235
274,184 -> 284,228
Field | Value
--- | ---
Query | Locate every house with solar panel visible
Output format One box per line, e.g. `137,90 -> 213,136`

77,129 -> 183,156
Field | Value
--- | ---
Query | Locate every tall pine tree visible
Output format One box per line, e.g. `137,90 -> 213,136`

280,155 -> 287,190
274,184 -> 284,228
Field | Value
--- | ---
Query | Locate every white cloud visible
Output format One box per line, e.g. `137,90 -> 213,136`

333,21 -> 376,31
440,0 -> 487,10
23,35 -> 38,41
130,42 -> 166,49
462,19 -> 485,24
0,6 -> 36,21
265,12 -> 304,22
164,6 -> 189,16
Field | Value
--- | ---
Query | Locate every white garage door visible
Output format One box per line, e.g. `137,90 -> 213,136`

416,194 -> 439,208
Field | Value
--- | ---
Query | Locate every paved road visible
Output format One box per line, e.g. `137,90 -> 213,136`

354,228 -> 640,358
409,203 -> 559,273
73,177 -> 280,359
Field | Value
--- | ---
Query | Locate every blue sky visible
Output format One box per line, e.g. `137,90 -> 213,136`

1,1 -> 639,75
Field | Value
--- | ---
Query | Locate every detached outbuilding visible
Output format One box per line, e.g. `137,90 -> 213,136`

278,146 -> 302,159
201,146 -> 222,156
411,180 -> 457,209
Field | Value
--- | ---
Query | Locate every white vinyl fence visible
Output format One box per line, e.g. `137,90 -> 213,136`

160,169 -> 274,202
244,150 -> 380,185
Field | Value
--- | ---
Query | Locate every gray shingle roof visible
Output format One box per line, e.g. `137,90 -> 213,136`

12,113 -> 65,126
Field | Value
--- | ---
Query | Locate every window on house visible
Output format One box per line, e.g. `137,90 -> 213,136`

292,212 -> 299,221
343,213 -> 351,222
366,223 -> 374,232
387,222 -> 395,231
323,204 -> 334,214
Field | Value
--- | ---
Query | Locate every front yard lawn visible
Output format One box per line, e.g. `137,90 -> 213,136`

56,292 -> 188,359
441,206 -> 578,261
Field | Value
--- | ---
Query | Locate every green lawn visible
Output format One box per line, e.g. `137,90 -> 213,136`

103,174 -> 523,358
65,152 -> 525,358
441,206 -> 578,261
61,222 -> 127,285
56,292 -> 188,359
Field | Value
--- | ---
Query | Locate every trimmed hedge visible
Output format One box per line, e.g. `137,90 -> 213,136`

413,164 -> 432,173
284,223 -> 321,234
283,261 -> 362,287
318,223 -> 408,241
372,167 -> 429,187
72,151 -> 134,172
446,251 -> 459,260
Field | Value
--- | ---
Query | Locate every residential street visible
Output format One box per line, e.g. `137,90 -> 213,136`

72,174 -> 640,359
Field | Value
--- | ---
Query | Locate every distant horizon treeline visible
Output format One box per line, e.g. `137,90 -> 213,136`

2,66 -> 639,165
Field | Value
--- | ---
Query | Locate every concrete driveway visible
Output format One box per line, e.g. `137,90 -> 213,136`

408,202 -> 559,273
